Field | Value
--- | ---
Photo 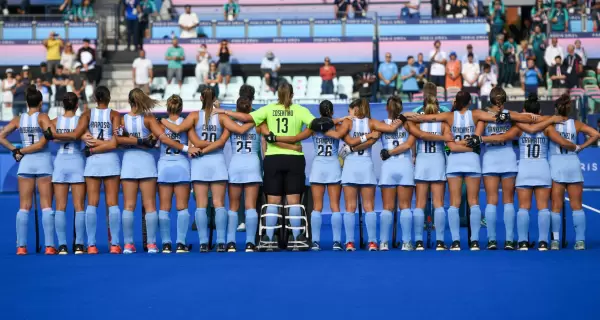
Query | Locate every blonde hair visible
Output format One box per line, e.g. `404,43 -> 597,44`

128,88 -> 159,114
201,87 -> 216,125
166,94 -> 183,115
354,98 -> 371,119
423,95 -> 439,114
277,82 -> 293,109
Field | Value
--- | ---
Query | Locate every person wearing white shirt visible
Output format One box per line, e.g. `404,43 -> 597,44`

178,5 -> 199,39
429,40 -> 447,87
195,44 -> 211,86
462,53 -> 480,88
478,63 -> 497,100
461,44 -> 479,65
132,49 -> 153,94
401,0 -> 420,18
544,37 -> 564,68
574,39 -> 587,66
260,51 -> 281,90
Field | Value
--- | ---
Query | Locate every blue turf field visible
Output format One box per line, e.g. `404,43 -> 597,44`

2,190 -> 600,320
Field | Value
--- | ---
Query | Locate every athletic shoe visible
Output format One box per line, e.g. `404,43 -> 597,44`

227,242 -> 236,252
470,240 -> 480,251
487,240 -> 498,250
176,243 -> 189,253
16,246 -> 27,255
199,243 -> 209,253
147,243 -> 159,254
450,241 -> 461,251
216,243 -> 226,253
435,241 -> 447,251
550,240 -> 560,251
504,241 -> 515,251
123,244 -> 136,254
58,245 -> 68,255
380,242 -> 390,251
415,241 -> 424,251
87,245 -> 99,255
245,242 -> 256,252
74,244 -> 85,255
574,240 -> 586,251
538,241 -> 548,251
368,242 -> 378,251
237,222 -> 246,232
45,246 -> 57,255
345,242 -> 356,252
332,241 -> 343,251
162,243 -> 172,254
110,245 -> 122,254
311,241 -> 321,251
401,242 -> 414,251
518,241 -> 529,251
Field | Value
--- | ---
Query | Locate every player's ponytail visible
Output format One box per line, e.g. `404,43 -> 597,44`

25,85 -> 42,108
555,93 -> 571,117
166,94 -> 183,115
319,99 -> 334,118
355,98 -> 371,119
236,96 -> 252,114
201,86 -> 216,125
489,86 -> 507,107
386,95 -> 403,120
524,93 -> 541,114
277,82 -> 293,109
62,92 -> 79,112
423,95 -> 439,115
128,88 -> 159,114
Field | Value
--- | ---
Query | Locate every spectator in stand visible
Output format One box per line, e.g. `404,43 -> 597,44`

401,0 -> 420,18
461,44 -> 479,65
17,0 -> 30,15
59,0 -> 75,21
179,5 -> 199,39
593,0 -> 600,32
123,0 -> 141,51
224,0 -> 240,21
478,63 -> 497,103
468,0 -> 485,17
574,39 -> 587,66
334,0 -> 351,19
502,35 -> 517,88
489,0 -> 506,39
516,40 -> 535,90
132,50 -> 153,94
566,0 -> 582,13
445,52 -> 462,89
195,44 -> 211,86
414,52 -> 428,89
530,25 -> 547,74
531,0 -> 550,31
166,37 -> 185,88
320,57 -> 336,95
77,0 -> 94,22
520,19 -> 533,44
352,0 -> 368,18
53,65 -> 69,106
544,37 -> 564,71
35,77 -> 50,113
378,52 -> 398,96
429,40 -> 447,88
21,65 -> 31,85
77,38 -> 96,85
549,1 -> 569,32
523,58 -> 543,96
70,63 -> 88,111
260,51 -> 281,93
448,0 -> 468,16
139,0 -> 158,45
11,73 -> 26,117
43,31 -> 63,74
204,62 -> 222,98
490,34 -> 505,83
400,56 -> 419,100
462,53 -> 480,92
549,55 -> 567,94
563,44 -> 583,89
218,40 -> 232,86
60,42 -> 76,74
353,64 -> 376,99
38,63 -> 53,96
2,69 -> 16,109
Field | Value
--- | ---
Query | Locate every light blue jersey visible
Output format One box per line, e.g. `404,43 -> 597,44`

516,131 -> 551,188
310,131 -> 341,184
19,112 -> 45,150
451,110 -> 476,142
549,119 -> 583,183
519,131 -> 549,160
56,115 -> 82,155
228,121 -> 261,184
160,117 -> 188,160
230,121 -> 260,155
192,110 -> 228,182
341,117 -> 377,186
18,112 -> 53,176
195,110 -> 224,155
53,115 -> 85,183
313,132 -> 339,159
379,119 -> 414,187
550,119 -> 577,156
414,122 -> 446,181
447,110 -> 481,176
84,108 -> 120,177
482,110 -> 517,176
380,119 -> 411,159
121,114 -> 157,179
347,118 -> 371,159
416,122 -> 444,155
89,108 -> 113,142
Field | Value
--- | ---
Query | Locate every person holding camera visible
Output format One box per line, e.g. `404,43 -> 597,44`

43,31 -> 64,74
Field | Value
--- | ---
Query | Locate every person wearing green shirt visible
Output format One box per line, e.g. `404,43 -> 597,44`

223,0 -> 240,21
77,0 -> 94,22
549,1 -> 569,32
529,25 -> 547,73
165,38 -> 185,87
489,0 -> 506,39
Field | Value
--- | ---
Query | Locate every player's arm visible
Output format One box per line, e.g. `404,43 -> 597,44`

407,111 -> 452,123
89,111 -> 121,153
352,137 -> 377,151
575,120 -> 600,151
481,126 -> 521,144
257,123 -> 299,151
0,118 -> 19,151
187,127 -> 208,149
370,118 -> 403,133
323,119 -> 350,139
389,134 -> 416,156
515,115 -> 563,134
201,128 -> 231,154
161,112 -> 196,133
52,109 -> 91,140
147,116 -> 190,152
273,127 -> 313,143
545,125 -> 577,151
221,115 -> 255,134
506,111 -> 538,123
446,140 -> 473,153
213,107 -> 257,123
406,121 -> 452,142
474,120 -> 486,136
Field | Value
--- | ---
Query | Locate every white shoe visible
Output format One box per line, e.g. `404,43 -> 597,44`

550,240 -> 560,251
379,242 -> 389,251
401,242 -> 414,251
237,222 -> 246,232
574,240 -> 586,250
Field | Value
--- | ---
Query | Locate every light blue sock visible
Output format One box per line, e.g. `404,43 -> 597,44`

42,208 -> 55,247
195,208 -> 208,244
145,211 -> 158,245
470,205 -> 482,241
245,209 -> 258,244
517,208 -> 529,243
311,211 -> 322,242
227,210 -> 238,243
158,210 -> 171,244
289,206 -> 302,239
85,205 -> 97,246
413,208 -> 424,242
448,206 -> 460,241
400,209 -> 412,243
331,212 -> 342,242
122,210 -> 134,245
573,210 -> 586,241
379,210 -> 393,243
75,211 -> 85,245
215,207 -> 227,244
343,212 -> 355,243
551,211 -> 561,241
265,206 -> 279,239
108,206 -> 121,246
16,209 -> 28,247
365,211 -> 377,242
54,210 -> 66,246
176,209 -> 190,244
485,205 -> 497,241
434,207 -> 446,242
537,209 -> 550,243
504,203 -> 516,242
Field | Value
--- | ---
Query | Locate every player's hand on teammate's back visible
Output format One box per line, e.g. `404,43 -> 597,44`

188,146 -> 201,158
264,131 -> 276,143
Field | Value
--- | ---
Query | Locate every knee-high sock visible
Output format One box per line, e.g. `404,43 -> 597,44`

227,210 -> 238,243
573,210 -> 586,241
517,208 -> 529,243
195,208 -> 208,244
75,211 -> 85,245
42,208 -> 55,247
16,209 -> 28,247
434,207 -> 446,242
122,210 -> 134,245
265,206 -> 279,239
289,206 -> 302,239
504,203 -> 516,242
311,211 -> 322,242
365,211 -> 377,242
331,212 -> 342,242
485,205 -> 497,241
400,209 -> 412,243
537,209 -> 550,243
448,206 -> 460,242
145,211 -> 158,245
379,210 -> 393,243
245,209 -> 258,244
215,207 -> 227,244
85,205 -> 97,246
108,206 -> 121,246
343,212 -> 355,243
551,211 -> 561,241
176,209 -> 190,244
158,210 -> 171,244
469,205 -> 482,241
54,210 -> 66,246
413,208 -> 424,242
